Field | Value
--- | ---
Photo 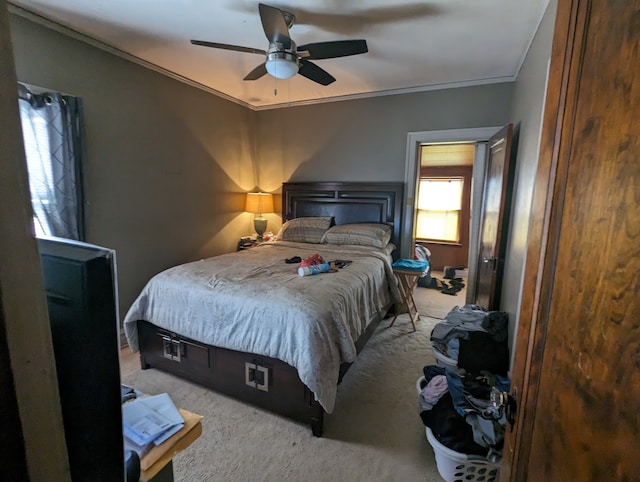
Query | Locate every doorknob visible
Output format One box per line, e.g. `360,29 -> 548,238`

500,387 -> 518,432
490,387 -> 517,432
483,256 -> 497,269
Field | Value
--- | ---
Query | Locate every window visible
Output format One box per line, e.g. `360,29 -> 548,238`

18,85 -> 84,240
19,103 -> 55,236
415,178 -> 464,243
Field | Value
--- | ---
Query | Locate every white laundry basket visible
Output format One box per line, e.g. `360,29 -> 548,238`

432,345 -> 457,370
425,427 -> 500,482
417,377 -> 500,482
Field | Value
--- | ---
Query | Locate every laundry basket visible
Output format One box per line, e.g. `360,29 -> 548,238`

425,427 -> 500,482
417,377 -> 500,482
416,376 -> 426,393
432,345 -> 457,370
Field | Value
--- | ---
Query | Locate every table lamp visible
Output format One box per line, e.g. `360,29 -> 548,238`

245,192 -> 274,240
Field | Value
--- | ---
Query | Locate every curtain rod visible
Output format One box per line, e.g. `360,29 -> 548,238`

18,82 -> 32,101
17,82 -> 70,106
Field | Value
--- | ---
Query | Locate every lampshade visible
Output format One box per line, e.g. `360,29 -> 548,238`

265,51 -> 298,79
245,192 -> 274,215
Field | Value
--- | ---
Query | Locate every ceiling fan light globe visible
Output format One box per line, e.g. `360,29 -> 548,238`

265,52 -> 298,79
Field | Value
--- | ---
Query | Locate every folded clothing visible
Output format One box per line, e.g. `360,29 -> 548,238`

392,259 -> 429,272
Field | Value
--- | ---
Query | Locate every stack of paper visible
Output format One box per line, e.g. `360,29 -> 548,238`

122,393 -> 184,457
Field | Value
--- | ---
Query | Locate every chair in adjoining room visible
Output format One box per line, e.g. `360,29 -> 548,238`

389,257 -> 430,331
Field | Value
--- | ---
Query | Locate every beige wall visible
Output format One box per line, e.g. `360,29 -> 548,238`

10,13 -> 260,316
257,83 -> 513,185
502,0 -> 557,361
9,11 -> 516,321
3,2 -> 560,476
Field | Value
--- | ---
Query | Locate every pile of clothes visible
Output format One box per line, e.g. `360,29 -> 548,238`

419,304 -> 510,462
416,256 -> 466,295
431,304 -> 509,375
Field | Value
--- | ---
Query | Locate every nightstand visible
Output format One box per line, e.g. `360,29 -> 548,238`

236,238 -> 265,251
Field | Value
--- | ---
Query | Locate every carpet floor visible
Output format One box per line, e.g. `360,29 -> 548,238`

124,313 -> 443,482
414,271 -> 468,320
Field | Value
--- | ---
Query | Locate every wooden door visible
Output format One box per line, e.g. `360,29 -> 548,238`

0,1 -> 70,479
502,0 -> 640,480
473,124 -> 513,311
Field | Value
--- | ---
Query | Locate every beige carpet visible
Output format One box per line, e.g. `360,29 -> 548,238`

414,271 -> 468,319
124,313 -> 443,482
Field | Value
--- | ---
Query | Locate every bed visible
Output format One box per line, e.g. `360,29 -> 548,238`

123,182 -> 404,436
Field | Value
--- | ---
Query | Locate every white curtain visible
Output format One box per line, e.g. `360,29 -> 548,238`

18,86 -> 83,240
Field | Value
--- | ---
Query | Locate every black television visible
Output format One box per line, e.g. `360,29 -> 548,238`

37,236 -> 125,481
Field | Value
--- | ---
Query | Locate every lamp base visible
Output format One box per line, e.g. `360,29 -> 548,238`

254,218 -> 267,240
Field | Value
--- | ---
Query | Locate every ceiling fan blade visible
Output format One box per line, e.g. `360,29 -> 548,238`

258,3 -> 291,48
190,40 -> 266,55
297,40 -> 368,60
243,63 -> 268,81
298,59 -> 335,86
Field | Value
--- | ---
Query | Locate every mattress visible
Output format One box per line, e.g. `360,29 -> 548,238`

123,240 -> 400,412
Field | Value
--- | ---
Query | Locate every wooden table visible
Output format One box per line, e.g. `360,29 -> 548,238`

139,408 -> 203,481
388,267 -> 424,331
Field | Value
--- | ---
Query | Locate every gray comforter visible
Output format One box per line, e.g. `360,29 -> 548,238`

124,241 -> 400,412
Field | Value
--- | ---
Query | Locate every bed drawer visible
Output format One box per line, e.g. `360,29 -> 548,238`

135,319 -> 327,435
137,320 -> 211,374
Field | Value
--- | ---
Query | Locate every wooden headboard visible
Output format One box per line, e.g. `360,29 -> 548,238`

282,182 -> 404,257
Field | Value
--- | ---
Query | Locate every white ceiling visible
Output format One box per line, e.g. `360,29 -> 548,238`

9,0 -> 549,110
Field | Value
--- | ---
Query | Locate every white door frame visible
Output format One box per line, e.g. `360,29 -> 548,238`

401,126 -> 502,260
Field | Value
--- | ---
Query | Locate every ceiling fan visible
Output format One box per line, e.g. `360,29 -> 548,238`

190,3 -> 368,86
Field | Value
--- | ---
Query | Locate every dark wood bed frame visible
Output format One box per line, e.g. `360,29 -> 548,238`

136,182 -> 404,436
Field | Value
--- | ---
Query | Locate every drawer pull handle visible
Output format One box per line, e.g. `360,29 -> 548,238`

162,336 -> 183,362
245,362 -> 269,392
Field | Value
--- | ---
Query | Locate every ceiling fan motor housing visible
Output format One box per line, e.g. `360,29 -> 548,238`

265,42 -> 299,79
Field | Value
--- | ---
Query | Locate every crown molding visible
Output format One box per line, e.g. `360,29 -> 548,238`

9,3 -> 515,112
8,3 -> 253,110
252,76 -> 516,111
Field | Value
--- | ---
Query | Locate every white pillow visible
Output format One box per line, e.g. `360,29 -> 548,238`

321,223 -> 392,248
381,243 -> 397,256
277,216 -> 334,244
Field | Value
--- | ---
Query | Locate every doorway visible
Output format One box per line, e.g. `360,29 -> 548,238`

413,142 -> 475,318
402,126 -> 501,305
415,143 -> 475,270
